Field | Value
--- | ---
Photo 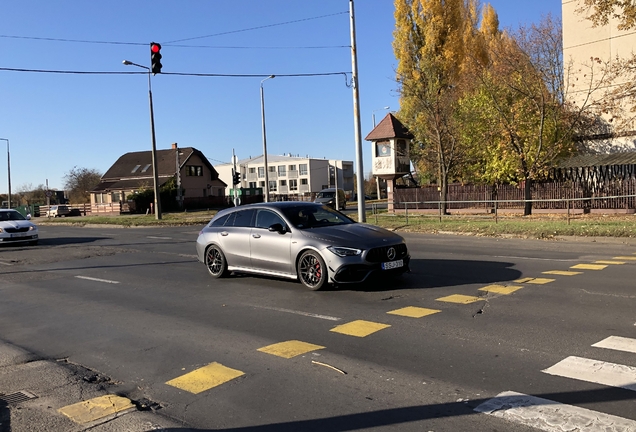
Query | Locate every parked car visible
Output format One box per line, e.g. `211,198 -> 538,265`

0,209 -> 39,246
46,205 -> 70,217
314,188 -> 346,210
196,202 -> 410,290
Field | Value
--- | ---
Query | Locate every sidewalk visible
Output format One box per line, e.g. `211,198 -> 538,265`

0,341 -> 186,432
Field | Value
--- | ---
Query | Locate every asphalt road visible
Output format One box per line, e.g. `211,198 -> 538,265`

1,225 -> 636,431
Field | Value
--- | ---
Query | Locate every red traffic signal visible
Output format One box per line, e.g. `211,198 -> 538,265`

150,42 -> 162,74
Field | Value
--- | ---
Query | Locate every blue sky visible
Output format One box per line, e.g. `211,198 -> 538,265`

0,1 -> 561,194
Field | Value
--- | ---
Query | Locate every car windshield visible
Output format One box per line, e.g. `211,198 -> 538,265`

0,211 -> 26,221
317,192 -> 334,199
282,205 -> 353,229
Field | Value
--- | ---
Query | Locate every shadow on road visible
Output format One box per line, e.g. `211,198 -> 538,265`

0,398 -> 8,432
151,386 -> 636,431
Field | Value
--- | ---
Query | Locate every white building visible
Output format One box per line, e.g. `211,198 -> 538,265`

215,154 -> 354,200
562,0 -> 636,150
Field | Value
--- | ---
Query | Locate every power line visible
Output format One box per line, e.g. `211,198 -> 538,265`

0,67 -> 351,79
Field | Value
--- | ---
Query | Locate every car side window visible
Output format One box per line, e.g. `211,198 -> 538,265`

210,213 -> 230,227
232,209 -> 256,227
255,209 -> 284,229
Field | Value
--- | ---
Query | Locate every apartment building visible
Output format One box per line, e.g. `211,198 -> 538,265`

215,154 -> 354,199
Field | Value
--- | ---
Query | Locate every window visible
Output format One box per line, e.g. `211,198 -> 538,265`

299,164 -> 308,175
376,141 -> 391,157
280,180 -> 287,187
187,165 -> 203,176
111,192 -> 121,202
211,213 -> 230,226
249,167 -> 256,174
255,209 -> 284,229
289,179 -> 298,191
300,178 -> 308,185
233,209 -> 255,227
259,181 -> 265,188
249,182 -> 257,188
131,165 -> 141,173
269,166 -> 276,173
141,164 -> 151,173
258,167 -> 265,178
289,165 -> 296,172
269,180 -> 277,192
278,165 -> 286,176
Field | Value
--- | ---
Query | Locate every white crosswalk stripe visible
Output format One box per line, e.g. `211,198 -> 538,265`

542,356 -> 636,391
592,335 -> 636,354
475,391 -> 636,431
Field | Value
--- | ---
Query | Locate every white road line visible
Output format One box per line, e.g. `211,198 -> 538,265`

475,391 -> 636,431
75,276 -> 120,284
0,260 -> 13,266
542,356 -> 636,391
593,336 -> 636,354
250,305 -> 341,321
147,236 -> 172,240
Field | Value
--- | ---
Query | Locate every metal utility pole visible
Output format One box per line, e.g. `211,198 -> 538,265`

175,143 -> 183,210
350,0 -> 366,222
260,75 -> 275,203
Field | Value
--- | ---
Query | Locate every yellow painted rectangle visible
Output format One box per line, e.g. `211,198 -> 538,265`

594,260 -> 625,265
166,362 -> 244,394
387,306 -> 441,318
257,340 -> 325,358
58,395 -> 134,424
330,320 -> 390,337
514,278 -> 534,283
525,278 -> 555,285
612,256 -> 636,261
478,284 -> 522,295
542,270 -> 582,276
436,294 -> 482,304
570,264 -> 607,270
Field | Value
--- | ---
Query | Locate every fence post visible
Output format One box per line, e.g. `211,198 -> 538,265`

567,198 -> 570,225
405,205 -> 409,225
374,203 -> 378,225
438,200 -> 442,223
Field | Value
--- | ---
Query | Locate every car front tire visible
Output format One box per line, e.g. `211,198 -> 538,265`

297,250 -> 328,291
205,245 -> 229,278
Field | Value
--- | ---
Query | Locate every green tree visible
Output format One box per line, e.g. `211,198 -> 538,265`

63,166 -> 102,204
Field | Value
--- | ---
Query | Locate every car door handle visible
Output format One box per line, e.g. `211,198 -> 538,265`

220,231 -> 229,236
252,234 -> 261,239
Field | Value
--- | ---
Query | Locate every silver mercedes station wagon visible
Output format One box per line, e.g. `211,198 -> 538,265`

196,202 -> 410,290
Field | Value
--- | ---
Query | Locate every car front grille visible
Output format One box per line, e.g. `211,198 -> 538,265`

4,227 -> 30,233
366,243 -> 408,263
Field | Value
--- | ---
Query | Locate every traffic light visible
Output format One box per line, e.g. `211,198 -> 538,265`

150,42 -> 162,74
232,170 -> 241,185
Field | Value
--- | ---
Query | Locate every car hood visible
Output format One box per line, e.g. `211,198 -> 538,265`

299,223 -> 403,248
0,220 -> 36,230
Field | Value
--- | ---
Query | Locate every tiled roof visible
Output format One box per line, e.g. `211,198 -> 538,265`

556,152 -> 636,168
364,113 -> 414,141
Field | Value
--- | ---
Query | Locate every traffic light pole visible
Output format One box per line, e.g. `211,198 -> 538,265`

147,71 -> 162,219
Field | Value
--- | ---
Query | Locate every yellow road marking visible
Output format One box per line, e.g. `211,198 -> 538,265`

436,294 -> 482,304
166,362 -> 244,394
257,340 -> 325,358
571,264 -> 607,270
478,284 -> 523,295
387,306 -> 441,318
330,320 -> 390,337
594,260 -> 625,265
58,395 -> 135,424
514,277 -> 555,284
613,256 -> 636,261
514,277 -> 534,283
542,270 -> 582,276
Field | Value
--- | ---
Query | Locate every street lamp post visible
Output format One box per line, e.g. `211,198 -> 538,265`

0,138 -> 10,209
122,60 -> 162,219
260,75 -> 275,202
372,106 -> 390,127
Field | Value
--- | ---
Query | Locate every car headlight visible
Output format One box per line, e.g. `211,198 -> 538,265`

327,246 -> 362,257
29,226 -> 35,231
0,228 -> 4,233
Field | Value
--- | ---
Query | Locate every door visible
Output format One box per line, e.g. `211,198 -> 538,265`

250,209 -> 292,275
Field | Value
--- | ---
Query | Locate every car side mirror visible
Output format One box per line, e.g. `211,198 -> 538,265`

26,214 -> 31,220
268,223 -> 286,234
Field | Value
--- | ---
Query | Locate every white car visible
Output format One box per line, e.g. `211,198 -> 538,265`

46,205 -> 70,217
0,209 -> 39,246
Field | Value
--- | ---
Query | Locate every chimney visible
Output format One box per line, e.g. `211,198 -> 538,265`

171,142 -> 178,150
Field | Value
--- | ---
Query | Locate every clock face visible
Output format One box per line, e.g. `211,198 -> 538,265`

377,143 -> 391,157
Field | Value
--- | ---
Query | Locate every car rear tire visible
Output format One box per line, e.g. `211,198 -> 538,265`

205,245 -> 229,278
298,250 -> 328,291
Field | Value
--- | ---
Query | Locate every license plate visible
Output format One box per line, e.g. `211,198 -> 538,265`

382,259 -> 403,270
10,232 -> 27,238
